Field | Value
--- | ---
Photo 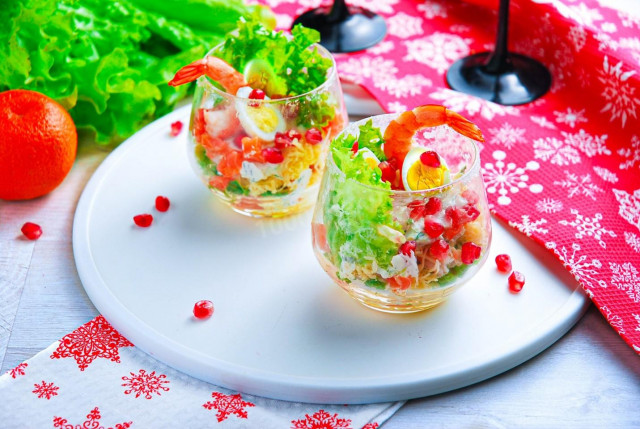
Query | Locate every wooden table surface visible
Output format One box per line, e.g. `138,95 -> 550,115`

2,134 -> 639,427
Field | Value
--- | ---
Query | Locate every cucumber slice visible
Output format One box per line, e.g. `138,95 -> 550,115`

243,59 -> 287,97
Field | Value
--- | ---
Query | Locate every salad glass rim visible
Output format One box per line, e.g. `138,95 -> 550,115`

198,41 -> 339,103
326,113 -> 481,196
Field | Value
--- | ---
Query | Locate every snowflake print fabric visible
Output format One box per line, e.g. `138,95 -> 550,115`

0,317 -> 399,428
260,0 -> 640,353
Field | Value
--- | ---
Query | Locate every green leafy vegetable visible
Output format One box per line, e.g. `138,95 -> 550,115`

0,0 -> 274,145
225,180 -> 248,195
357,119 -> 386,161
216,20 -> 332,96
297,91 -> 336,129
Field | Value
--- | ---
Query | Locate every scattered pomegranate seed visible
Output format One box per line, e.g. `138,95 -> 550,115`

305,127 -> 323,145
424,220 -> 444,238
399,240 -> 416,256
508,271 -> 525,293
248,88 -> 266,100
461,242 -> 482,264
351,141 -> 359,154
420,150 -> 441,168
495,254 -> 512,273
287,129 -> 301,141
21,222 -> 42,240
170,120 -> 183,137
193,300 -> 214,319
133,214 -> 153,227
262,147 -> 284,163
274,132 -> 292,149
155,196 -> 170,212
428,239 -> 449,260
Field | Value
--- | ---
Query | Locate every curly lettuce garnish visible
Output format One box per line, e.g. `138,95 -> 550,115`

216,20 -> 332,96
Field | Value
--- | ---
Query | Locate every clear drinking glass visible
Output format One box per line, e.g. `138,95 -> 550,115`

187,44 -> 347,218
312,114 -> 492,313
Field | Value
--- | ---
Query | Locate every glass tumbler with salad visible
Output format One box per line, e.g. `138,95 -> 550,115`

312,105 -> 492,313
169,21 -> 347,217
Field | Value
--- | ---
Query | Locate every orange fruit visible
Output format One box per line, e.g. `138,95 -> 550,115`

0,89 -> 77,200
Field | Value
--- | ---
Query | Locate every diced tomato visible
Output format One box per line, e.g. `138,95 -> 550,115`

312,222 -> 330,253
217,150 -> 243,177
209,176 -> 232,190
388,276 -> 413,291
242,137 -> 265,162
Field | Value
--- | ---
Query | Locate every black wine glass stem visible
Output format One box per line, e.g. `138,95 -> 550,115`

328,0 -> 350,21
485,0 -> 510,74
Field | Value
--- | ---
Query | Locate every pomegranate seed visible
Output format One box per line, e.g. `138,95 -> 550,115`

495,254 -> 512,273
287,129 -> 302,141
21,222 -> 42,240
424,220 -> 444,238
461,242 -> 482,264
351,141 -> 359,154
133,214 -> 153,227
462,204 -> 480,222
170,120 -> 183,137
445,207 -> 461,228
424,197 -> 442,215
262,147 -> 284,163
248,88 -> 266,100
379,161 -> 396,183
155,196 -> 170,212
420,150 -> 441,168
399,240 -> 416,256
508,271 -> 525,293
193,300 -> 214,319
274,132 -> 292,149
305,127 -> 323,145
443,224 -> 463,240
428,239 -> 449,260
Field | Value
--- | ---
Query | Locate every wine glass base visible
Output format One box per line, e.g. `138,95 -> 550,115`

446,52 -> 552,106
292,7 -> 387,53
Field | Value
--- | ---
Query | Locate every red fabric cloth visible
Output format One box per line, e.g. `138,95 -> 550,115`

266,0 -> 640,354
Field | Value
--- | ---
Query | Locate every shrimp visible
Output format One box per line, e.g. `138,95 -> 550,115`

168,56 -> 246,95
383,105 -> 484,166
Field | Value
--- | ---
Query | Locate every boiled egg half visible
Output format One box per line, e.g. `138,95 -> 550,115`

235,86 -> 285,141
401,147 -> 450,191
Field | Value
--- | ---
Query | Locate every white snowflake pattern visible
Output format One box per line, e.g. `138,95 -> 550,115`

417,0 -> 448,19
625,231 -> 640,253
368,40 -> 394,55
601,22 -> 617,33
404,33 -> 471,74
562,129 -> 610,157
530,115 -> 557,129
593,166 -> 619,183
545,242 -> 606,293
554,108 -> 587,128
536,198 -> 564,214
338,56 -> 398,85
612,188 -> 640,230
488,123 -> 526,149
387,101 -> 407,113
387,12 -> 423,39
274,13 -> 293,30
598,56 -> 640,128
559,209 -> 616,248
509,215 -> 549,236
122,369 -> 170,399
601,306 -> 625,334
610,262 -> 640,302
374,74 -> 432,98
350,0 -> 398,14
431,88 -> 519,121
634,313 -> 640,332
618,135 -> 640,170
554,171 -> 604,200
534,137 -> 581,166
568,25 -> 587,51
482,150 -> 543,206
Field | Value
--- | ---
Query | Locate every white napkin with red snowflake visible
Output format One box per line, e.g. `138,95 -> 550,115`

0,316 -> 402,428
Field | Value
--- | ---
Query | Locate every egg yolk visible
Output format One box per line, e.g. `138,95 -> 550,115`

247,106 -> 280,133
406,162 -> 448,190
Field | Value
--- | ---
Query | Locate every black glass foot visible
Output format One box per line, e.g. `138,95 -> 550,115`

292,4 -> 387,53
447,52 -> 552,106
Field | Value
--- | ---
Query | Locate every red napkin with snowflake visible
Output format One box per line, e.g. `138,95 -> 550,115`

265,0 -> 640,353
0,316 -> 401,427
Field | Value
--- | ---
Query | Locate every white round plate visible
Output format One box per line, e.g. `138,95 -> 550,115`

73,105 -> 589,404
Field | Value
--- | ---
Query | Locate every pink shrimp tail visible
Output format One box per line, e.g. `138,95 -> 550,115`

168,59 -> 207,86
